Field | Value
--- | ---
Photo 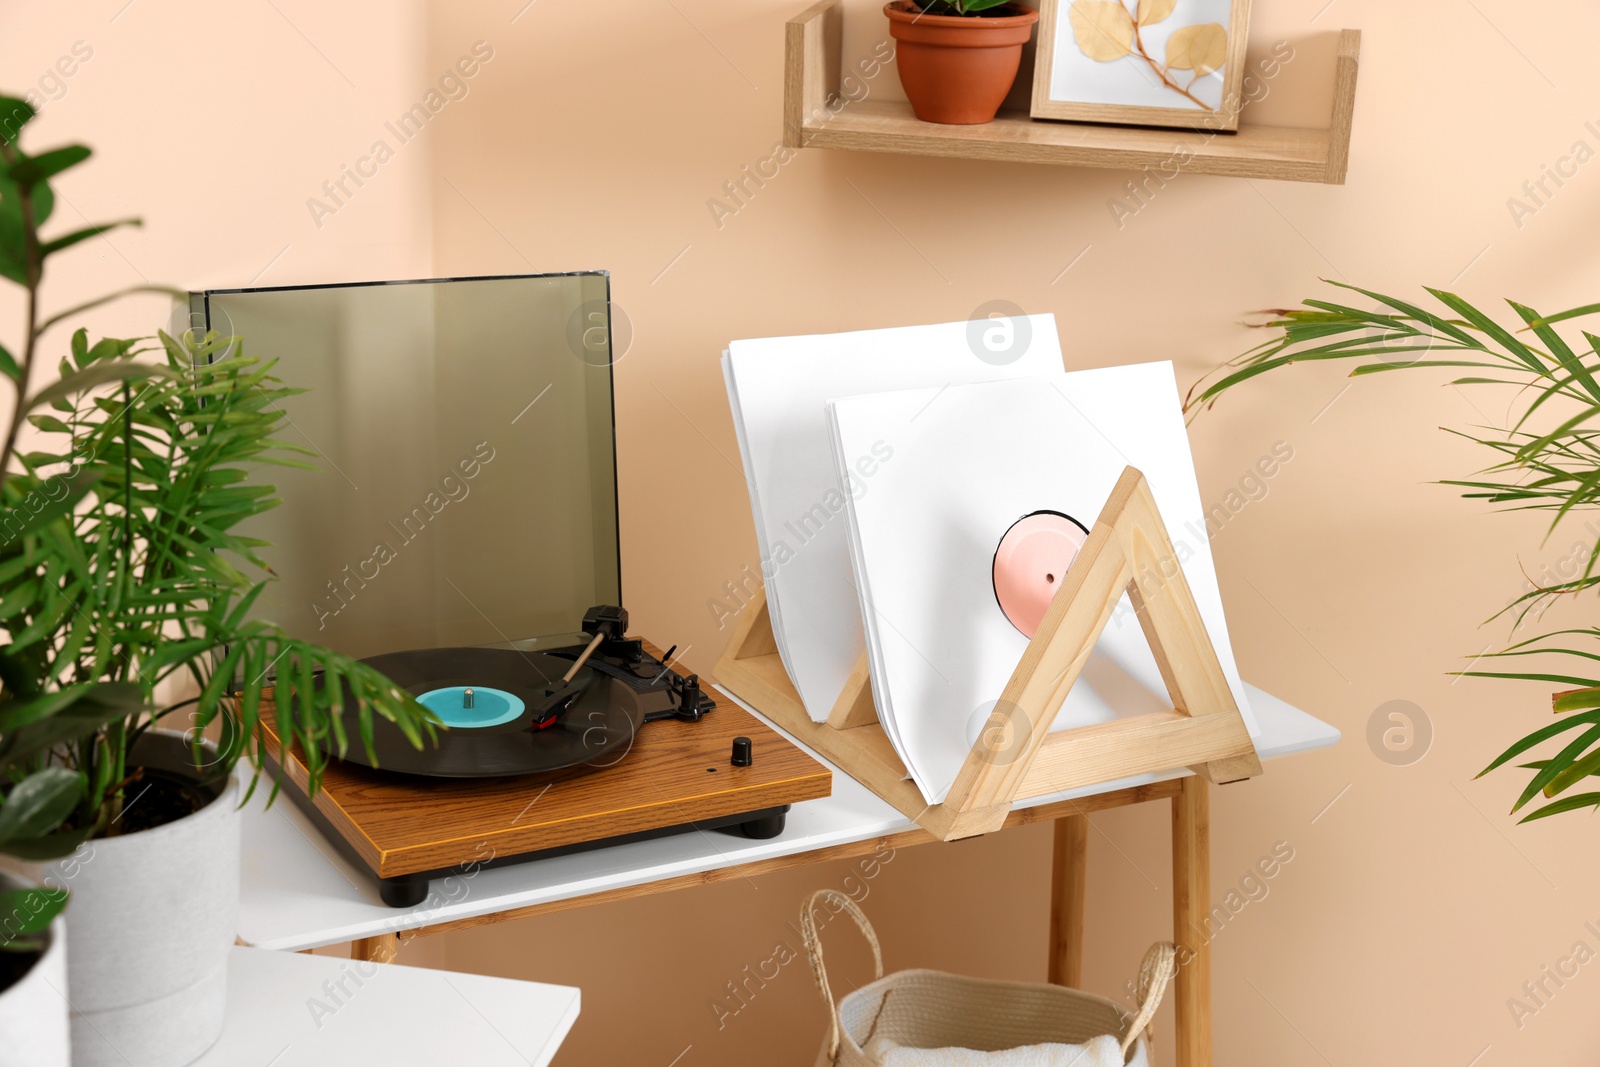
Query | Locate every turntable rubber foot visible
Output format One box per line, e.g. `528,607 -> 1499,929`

738,812 -> 787,839
379,874 -> 430,908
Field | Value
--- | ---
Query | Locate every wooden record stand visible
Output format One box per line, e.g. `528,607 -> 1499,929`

714,467 -> 1262,1066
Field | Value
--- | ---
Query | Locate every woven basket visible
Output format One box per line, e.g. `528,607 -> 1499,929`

802,889 -> 1174,1067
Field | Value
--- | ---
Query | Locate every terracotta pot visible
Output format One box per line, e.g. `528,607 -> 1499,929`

884,2 -> 1040,125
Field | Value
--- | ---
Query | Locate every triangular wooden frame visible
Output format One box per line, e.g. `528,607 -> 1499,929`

715,466 -> 1261,841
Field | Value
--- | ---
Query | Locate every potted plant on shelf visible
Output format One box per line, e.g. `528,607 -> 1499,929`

0,94 -> 436,1066
1188,282 -> 1600,823
885,0 -> 1041,124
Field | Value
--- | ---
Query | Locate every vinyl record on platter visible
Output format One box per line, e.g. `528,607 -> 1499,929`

311,647 -> 644,778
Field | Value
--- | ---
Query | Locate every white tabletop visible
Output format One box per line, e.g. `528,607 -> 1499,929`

238,684 -> 1338,951
196,947 -> 579,1066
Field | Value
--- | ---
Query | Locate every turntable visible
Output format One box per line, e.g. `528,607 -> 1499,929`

258,605 -> 830,907
198,274 -> 832,907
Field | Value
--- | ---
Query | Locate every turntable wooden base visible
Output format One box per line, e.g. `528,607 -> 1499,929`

257,641 -> 832,907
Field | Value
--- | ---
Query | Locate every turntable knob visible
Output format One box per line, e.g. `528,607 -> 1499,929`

731,736 -> 753,767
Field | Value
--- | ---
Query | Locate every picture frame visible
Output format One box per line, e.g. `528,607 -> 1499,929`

1030,0 -> 1253,131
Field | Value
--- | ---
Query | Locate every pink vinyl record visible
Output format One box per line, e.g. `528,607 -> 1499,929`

992,511 -> 1089,638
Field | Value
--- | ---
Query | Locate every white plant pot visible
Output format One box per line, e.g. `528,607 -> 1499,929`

0,872 -> 70,1067
44,731 -> 241,1067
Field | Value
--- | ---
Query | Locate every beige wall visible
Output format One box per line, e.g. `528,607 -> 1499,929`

8,0 -> 1600,1062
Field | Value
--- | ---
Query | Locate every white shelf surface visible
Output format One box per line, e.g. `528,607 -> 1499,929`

195,946 -> 579,1066
238,684 -> 1338,951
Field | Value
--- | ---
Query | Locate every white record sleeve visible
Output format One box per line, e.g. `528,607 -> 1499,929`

722,315 -> 1065,721
828,363 -> 1260,804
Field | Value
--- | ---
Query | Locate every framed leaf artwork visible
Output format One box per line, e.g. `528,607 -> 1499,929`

1030,0 -> 1252,130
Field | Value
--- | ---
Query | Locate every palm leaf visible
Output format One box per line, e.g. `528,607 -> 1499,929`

1518,791 -> 1600,822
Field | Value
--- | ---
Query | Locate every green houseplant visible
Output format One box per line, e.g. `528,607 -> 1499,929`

0,94 -> 435,1063
885,0 -> 1040,124
1188,280 -> 1600,823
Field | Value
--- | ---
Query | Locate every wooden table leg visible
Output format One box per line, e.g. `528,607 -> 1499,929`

1172,776 -> 1211,1067
351,933 -> 399,964
1048,814 -> 1088,987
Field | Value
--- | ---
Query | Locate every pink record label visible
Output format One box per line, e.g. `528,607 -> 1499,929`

992,511 -> 1088,638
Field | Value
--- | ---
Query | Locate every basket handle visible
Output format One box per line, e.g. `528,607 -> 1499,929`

1120,942 -> 1177,1056
801,888 -> 885,1059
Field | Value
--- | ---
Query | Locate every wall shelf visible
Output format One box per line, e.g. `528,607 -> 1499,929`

784,0 -> 1361,185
